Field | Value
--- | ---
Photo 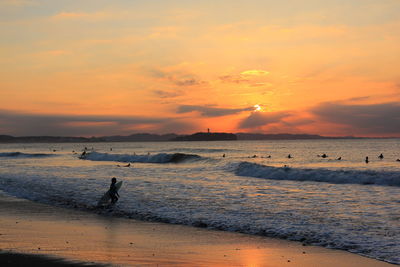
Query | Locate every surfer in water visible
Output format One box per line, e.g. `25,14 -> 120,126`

109,177 -> 120,204
79,150 -> 86,159
117,163 -> 131,167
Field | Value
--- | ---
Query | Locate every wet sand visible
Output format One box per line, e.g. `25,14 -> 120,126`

0,193 -> 395,266
0,251 -> 107,266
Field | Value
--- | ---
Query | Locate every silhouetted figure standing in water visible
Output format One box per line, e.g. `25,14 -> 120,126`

365,156 -> 369,164
109,177 -> 120,204
79,150 -> 86,159
287,154 -> 292,159
378,153 -> 384,159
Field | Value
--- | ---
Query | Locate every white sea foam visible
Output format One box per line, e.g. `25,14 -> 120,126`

158,148 -> 238,153
234,162 -> 400,187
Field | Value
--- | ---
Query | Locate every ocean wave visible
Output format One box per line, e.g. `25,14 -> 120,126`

0,152 -> 55,158
0,172 -> 399,264
234,162 -> 400,187
159,148 -> 237,153
81,151 -> 203,163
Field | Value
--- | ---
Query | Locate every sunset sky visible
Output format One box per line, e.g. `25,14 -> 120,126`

1,0 -> 399,137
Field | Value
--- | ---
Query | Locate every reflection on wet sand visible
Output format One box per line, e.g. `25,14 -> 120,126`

0,193 -> 393,267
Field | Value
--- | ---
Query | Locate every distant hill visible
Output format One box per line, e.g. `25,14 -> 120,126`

236,133 -> 332,140
0,133 -> 177,143
0,132 -> 364,143
101,133 -> 178,142
172,132 -> 237,141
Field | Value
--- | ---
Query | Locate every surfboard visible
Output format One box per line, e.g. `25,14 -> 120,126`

97,181 -> 122,206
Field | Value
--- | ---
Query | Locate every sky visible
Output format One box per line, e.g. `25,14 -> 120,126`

0,0 -> 399,137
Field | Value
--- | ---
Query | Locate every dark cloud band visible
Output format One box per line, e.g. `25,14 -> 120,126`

0,110 -> 193,136
177,105 -> 254,117
238,111 -> 291,129
310,102 -> 400,134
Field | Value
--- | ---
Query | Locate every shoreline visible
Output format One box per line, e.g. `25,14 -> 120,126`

0,192 -> 396,266
0,251 -> 106,267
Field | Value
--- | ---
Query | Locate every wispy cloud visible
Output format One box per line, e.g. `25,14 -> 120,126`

219,75 -> 249,84
173,78 -> 202,86
219,69 -> 271,87
240,70 -> 269,76
153,89 -> 184,99
177,105 -> 254,117
149,68 -> 205,87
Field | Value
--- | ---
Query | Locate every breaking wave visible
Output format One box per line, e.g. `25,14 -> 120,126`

81,152 -> 203,163
159,148 -> 238,153
234,162 -> 400,187
0,152 -> 55,158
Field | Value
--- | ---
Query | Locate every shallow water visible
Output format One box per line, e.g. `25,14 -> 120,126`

0,139 -> 399,264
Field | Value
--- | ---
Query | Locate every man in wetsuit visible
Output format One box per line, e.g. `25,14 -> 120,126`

109,177 -> 120,203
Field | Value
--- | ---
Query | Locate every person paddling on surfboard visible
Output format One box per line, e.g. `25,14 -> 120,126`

109,177 -> 120,203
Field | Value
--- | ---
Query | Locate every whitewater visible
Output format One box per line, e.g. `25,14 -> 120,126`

0,139 -> 399,264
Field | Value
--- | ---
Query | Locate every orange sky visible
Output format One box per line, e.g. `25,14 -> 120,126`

0,0 -> 399,136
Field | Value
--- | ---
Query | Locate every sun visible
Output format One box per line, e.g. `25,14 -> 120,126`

254,104 -> 263,112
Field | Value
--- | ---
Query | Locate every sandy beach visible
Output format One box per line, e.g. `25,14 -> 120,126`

0,192 -> 395,267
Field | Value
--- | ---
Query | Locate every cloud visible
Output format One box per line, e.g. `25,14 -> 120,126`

149,68 -> 204,87
0,110 -> 193,136
310,102 -> 400,135
153,89 -> 184,99
173,78 -> 202,86
177,105 -> 254,117
239,111 -> 291,129
219,75 -> 250,84
346,96 -> 371,102
240,70 -> 269,76
283,118 -> 315,127
219,69 -> 270,87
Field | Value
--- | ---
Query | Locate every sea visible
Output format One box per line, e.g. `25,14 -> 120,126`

0,139 -> 399,264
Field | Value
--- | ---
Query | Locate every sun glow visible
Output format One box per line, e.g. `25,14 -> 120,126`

254,104 -> 263,112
